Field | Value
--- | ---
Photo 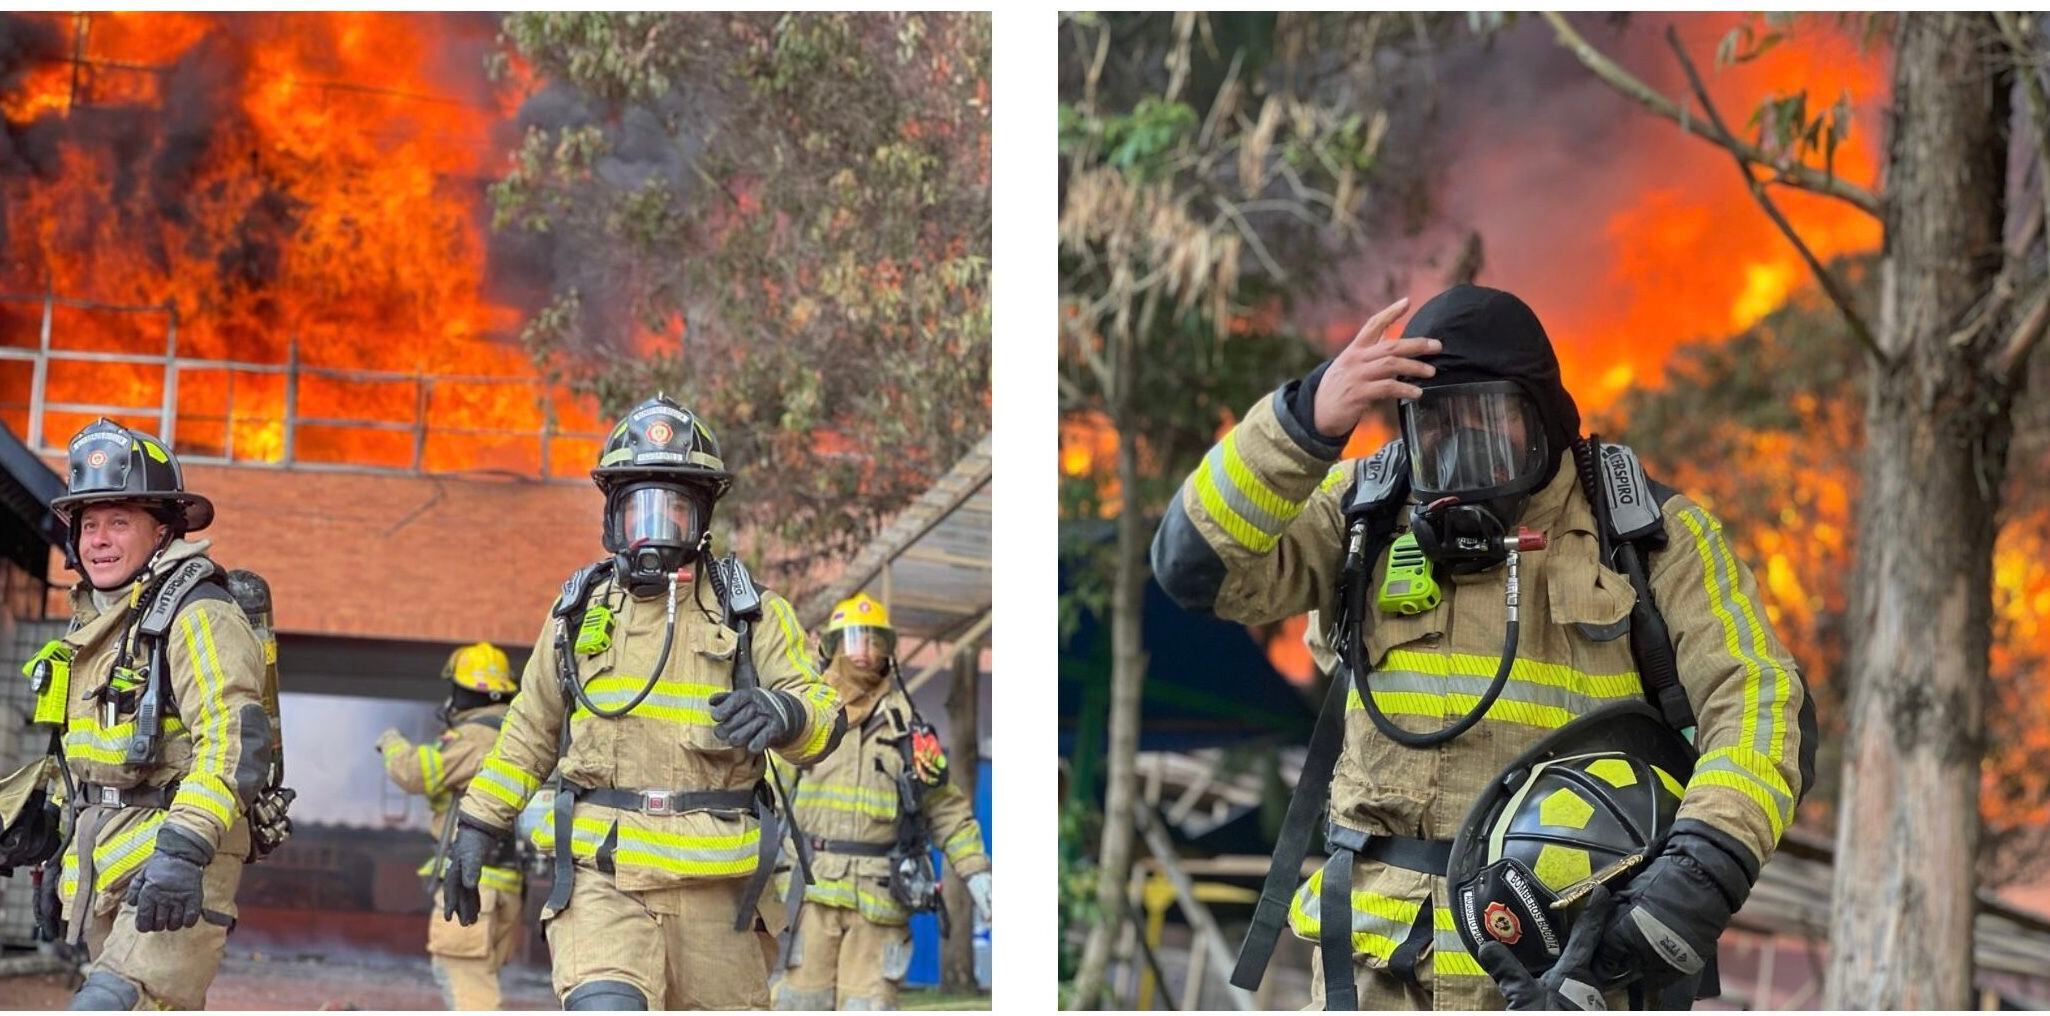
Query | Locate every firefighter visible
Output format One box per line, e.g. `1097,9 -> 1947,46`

769,593 -> 992,1010
1152,285 -> 1815,1009
375,642 -> 523,1010
440,394 -> 847,1010
30,419 -> 274,1010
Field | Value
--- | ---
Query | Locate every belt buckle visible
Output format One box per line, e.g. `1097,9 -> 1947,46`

642,790 -> 674,817
97,786 -> 121,807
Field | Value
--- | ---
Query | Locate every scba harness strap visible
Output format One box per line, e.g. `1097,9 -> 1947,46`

1231,439 -> 1698,1008
541,557 -> 815,944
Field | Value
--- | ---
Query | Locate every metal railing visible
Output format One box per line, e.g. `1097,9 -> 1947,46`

0,291 -> 605,482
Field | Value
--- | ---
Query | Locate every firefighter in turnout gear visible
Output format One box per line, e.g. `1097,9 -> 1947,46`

1151,286 -> 1815,1009
30,418 -> 275,1010
442,395 -> 847,1010
376,642 -> 523,1009
769,593 -> 991,1010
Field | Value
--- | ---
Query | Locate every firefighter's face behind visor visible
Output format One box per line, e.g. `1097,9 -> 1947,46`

605,483 -> 705,591
831,625 -> 895,674
1401,381 -> 1548,499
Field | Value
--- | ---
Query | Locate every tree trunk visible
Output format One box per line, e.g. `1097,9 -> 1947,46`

942,641 -> 982,992
1827,14 -> 2011,1008
1070,413 -> 1150,1008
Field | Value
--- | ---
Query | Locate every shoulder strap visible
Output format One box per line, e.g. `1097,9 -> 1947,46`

543,558 -> 610,918
126,559 -> 229,766
136,558 -> 224,640
553,559 -> 613,620
1579,440 -> 1696,738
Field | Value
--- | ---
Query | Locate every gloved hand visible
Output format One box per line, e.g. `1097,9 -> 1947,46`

126,825 -> 210,933
1477,885 -> 1616,1010
966,871 -> 992,924
440,814 -> 505,927
708,688 -> 805,753
374,728 -> 406,755
1591,825 -> 1756,990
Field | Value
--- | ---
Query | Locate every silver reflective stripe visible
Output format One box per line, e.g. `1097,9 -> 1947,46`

1201,436 -> 1295,539
1362,668 -> 1639,714
1290,877 -> 1413,949
1560,978 -> 1607,1010
1630,908 -> 1704,973
1693,752 -> 1794,825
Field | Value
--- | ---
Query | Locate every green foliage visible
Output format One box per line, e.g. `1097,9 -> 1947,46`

492,13 -> 990,578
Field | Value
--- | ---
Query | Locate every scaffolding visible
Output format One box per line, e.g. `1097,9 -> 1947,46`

0,291 -> 605,483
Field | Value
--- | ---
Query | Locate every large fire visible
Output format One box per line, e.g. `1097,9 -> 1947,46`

0,12 -> 603,475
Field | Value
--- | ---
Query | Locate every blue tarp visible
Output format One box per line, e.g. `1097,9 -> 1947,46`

1058,523 -> 1315,756
905,757 -> 992,988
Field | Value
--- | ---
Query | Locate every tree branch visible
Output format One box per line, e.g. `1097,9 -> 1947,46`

1995,279 -> 2050,381
1544,12 -> 1884,219
1665,26 -> 1887,364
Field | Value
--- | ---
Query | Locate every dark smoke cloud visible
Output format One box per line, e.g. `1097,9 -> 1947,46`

483,67 -> 721,361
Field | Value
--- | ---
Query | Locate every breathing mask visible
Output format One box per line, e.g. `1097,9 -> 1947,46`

1401,380 -> 1552,574
603,481 -> 708,595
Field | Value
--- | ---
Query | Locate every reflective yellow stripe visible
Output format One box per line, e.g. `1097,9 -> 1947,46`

943,823 -> 982,861
62,716 -> 187,765
806,875 -> 910,923
181,609 -> 231,780
1689,747 -> 1794,840
474,757 -> 539,810
1218,430 -> 1302,526
767,597 -> 823,682
1193,455 -> 1276,553
417,746 -> 446,797
574,675 -> 721,724
418,857 -> 522,892
1676,508 -> 1789,762
793,782 -> 897,820
532,814 -> 762,878
1321,462 -> 1351,493
91,814 -> 165,892
1350,651 -> 1644,730
1432,907 -> 1488,977
1286,865 -> 1421,958
173,775 -> 238,828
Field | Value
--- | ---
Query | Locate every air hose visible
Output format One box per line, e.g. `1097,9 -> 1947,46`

1350,533 -> 1546,748
569,569 -> 680,720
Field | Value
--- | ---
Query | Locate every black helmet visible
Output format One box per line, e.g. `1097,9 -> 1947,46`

592,394 -> 733,495
593,395 -> 733,593
1446,702 -> 1694,981
50,418 -> 214,533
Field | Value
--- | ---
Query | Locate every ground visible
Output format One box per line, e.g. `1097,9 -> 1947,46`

0,951 -> 991,1009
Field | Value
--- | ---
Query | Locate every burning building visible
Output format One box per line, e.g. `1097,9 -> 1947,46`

0,11 -> 610,964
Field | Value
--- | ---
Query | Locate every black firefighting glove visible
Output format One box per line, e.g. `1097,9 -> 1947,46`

1477,885 -> 1616,1010
127,825 -> 210,933
1591,822 -> 1756,990
440,814 -> 504,927
709,688 -> 805,753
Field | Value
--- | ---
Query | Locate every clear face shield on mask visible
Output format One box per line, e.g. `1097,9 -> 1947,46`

833,625 -> 896,665
605,483 -> 707,591
1401,381 -> 1549,500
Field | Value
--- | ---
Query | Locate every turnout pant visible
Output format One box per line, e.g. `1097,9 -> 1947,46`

73,850 -> 244,1010
772,904 -> 913,1011
545,863 -> 774,1009
428,885 -> 522,1010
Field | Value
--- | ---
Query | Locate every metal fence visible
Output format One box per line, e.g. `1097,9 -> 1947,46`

0,291 -> 606,483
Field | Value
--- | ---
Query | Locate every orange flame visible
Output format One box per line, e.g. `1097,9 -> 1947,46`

1,12 -> 596,473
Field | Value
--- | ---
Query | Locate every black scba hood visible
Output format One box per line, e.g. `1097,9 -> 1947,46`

1402,285 -> 1583,488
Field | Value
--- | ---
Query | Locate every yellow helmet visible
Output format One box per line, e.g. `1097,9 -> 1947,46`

826,593 -> 892,633
822,592 -> 895,663
445,642 -> 516,696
